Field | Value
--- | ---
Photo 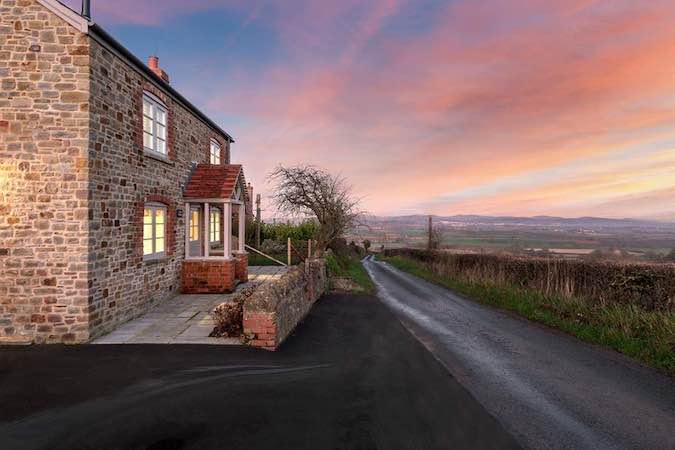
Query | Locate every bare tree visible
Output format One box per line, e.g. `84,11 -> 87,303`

269,165 -> 360,253
429,225 -> 444,250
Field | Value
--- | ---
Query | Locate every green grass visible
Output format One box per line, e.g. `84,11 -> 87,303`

247,252 -> 302,266
382,255 -> 675,375
326,252 -> 375,294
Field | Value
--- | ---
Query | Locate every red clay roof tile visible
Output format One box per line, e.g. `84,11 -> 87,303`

183,164 -> 244,199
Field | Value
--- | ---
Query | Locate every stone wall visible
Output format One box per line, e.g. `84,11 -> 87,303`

243,259 -> 327,350
0,0 -> 90,343
86,35 -> 232,338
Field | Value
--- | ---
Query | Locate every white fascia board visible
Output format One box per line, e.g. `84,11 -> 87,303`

37,0 -> 90,33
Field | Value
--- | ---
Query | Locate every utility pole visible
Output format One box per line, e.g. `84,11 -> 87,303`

255,194 -> 261,248
428,215 -> 433,250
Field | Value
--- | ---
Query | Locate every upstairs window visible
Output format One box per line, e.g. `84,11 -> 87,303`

210,139 -> 221,165
143,92 -> 168,156
143,203 -> 166,259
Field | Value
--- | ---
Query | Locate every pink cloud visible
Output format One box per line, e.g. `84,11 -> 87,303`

72,0 -> 675,218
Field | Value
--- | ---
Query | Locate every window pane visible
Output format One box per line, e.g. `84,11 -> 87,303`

144,223 -> 153,240
143,239 -> 153,256
156,108 -> 166,125
143,100 -> 152,117
156,139 -> 166,154
190,210 -> 199,240
143,115 -> 153,134
156,237 -> 165,254
144,132 -> 153,149
157,124 -> 166,140
155,222 -> 164,239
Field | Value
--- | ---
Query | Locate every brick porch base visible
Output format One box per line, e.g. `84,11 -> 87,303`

181,259 -> 237,293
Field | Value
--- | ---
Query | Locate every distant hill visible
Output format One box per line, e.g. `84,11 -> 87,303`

363,214 -> 675,230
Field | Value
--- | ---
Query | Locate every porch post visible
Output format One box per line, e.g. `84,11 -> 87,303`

223,202 -> 232,259
204,202 -> 210,258
184,202 -> 190,259
238,203 -> 246,252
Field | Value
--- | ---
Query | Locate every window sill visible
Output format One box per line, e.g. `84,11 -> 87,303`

144,150 -> 174,165
143,256 -> 171,265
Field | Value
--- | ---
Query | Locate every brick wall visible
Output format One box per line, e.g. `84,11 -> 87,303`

0,0 -> 90,343
181,259 -> 236,293
87,36 -> 233,338
243,259 -> 327,350
233,251 -> 248,282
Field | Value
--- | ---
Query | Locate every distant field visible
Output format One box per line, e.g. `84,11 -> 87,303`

351,222 -> 674,261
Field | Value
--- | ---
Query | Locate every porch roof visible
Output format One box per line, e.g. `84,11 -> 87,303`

184,164 -> 245,200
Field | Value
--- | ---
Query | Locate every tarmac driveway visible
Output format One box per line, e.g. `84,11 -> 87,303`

0,294 -> 519,450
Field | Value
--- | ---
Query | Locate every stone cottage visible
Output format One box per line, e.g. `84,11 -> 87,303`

0,0 -> 252,344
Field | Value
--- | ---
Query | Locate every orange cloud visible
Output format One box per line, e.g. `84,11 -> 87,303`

86,0 -> 675,219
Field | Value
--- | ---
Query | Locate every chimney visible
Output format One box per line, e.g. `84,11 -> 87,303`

81,0 -> 91,20
148,56 -> 170,83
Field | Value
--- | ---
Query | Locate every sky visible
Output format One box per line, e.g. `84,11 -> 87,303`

64,0 -> 675,220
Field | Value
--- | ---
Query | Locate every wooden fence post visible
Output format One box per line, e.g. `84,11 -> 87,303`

287,237 -> 292,266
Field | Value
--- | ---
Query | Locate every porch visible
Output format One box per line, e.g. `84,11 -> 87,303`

92,266 -> 288,344
181,164 -> 249,294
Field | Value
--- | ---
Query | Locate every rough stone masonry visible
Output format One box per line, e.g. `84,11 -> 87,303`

1,0 -> 240,343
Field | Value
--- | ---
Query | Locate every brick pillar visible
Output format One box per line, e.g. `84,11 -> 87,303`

243,311 -> 277,350
234,252 -> 248,283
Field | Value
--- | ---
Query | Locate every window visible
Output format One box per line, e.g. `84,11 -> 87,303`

143,203 -> 166,259
210,209 -> 221,243
143,92 -> 168,156
210,139 -> 221,165
189,208 -> 200,241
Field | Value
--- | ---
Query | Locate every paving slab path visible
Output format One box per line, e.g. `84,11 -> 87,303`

92,265 -> 287,345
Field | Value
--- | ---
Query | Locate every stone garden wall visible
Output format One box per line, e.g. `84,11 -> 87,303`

242,258 -> 327,350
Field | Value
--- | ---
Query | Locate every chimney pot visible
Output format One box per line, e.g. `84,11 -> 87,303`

147,56 -> 170,83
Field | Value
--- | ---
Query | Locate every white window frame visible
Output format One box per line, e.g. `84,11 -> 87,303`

143,92 -> 168,156
210,139 -> 221,165
143,203 -> 167,260
210,208 -> 221,243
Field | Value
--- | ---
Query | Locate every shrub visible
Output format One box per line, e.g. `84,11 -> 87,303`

260,239 -> 286,254
210,303 -> 243,337
385,249 -> 675,311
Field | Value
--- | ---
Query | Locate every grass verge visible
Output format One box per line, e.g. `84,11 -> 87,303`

326,252 -> 376,294
382,255 -> 675,375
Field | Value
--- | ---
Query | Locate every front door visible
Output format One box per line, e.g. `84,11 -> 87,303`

189,206 -> 203,257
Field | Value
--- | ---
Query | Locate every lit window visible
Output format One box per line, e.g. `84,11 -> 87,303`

143,203 -> 167,259
210,209 -> 221,243
143,92 -> 168,156
189,208 -> 200,241
210,139 -> 221,165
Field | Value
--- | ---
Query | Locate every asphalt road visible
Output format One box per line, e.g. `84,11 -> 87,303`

363,256 -> 675,450
0,293 -> 519,450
